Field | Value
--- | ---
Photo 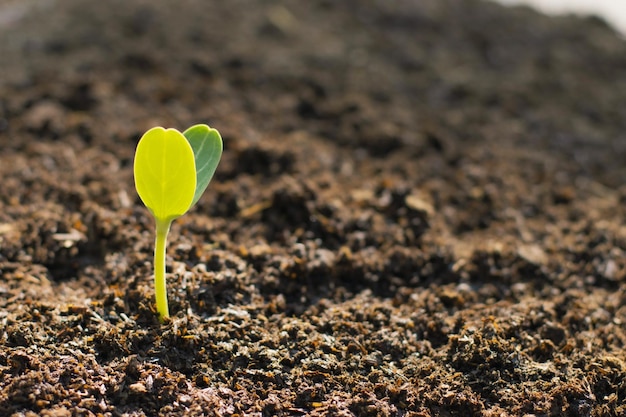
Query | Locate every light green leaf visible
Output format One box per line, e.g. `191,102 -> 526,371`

134,126 -> 197,222
183,124 -> 223,207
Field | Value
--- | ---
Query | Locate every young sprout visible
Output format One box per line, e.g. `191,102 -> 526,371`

134,124 -> 222,320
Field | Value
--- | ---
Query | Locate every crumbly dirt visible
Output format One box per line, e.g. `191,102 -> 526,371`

1,0 -> 626,416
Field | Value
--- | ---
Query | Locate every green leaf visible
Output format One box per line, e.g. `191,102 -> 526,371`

183,124 -> 223,207
134,127 -> 197,222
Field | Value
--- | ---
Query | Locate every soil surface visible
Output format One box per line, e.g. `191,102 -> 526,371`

1,0 -> 626,416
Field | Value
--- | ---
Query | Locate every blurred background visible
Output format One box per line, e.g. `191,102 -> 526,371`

496,0 -> 626,34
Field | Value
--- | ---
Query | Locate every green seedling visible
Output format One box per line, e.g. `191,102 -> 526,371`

134,124 -> 222,320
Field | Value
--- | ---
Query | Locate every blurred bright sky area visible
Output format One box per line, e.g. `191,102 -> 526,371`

494,0 -> 626,34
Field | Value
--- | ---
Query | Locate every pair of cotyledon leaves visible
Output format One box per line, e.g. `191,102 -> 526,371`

134,124 -> 222,223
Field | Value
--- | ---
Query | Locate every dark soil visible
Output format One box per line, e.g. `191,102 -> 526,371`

2,0 -> 626,415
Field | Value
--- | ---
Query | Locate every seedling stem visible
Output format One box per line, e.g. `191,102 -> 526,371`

154,218 -> 172,319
